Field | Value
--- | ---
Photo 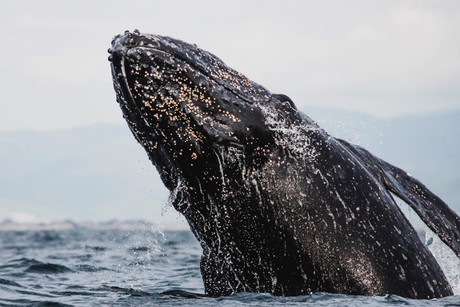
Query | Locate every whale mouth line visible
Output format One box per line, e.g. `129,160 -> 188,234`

110,54 -> 162,161
112,48 -> 152,129
111,47 -> 183,191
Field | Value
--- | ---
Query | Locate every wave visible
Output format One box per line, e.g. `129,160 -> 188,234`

73,264 -> 111,272
0,258 -> 73,275
0,299 -> 72,307
128,246 -> 151,252
0,278 -> 21,287
25,263 -> 74,274
85,245 -> 109,252
0,257 -> 42,270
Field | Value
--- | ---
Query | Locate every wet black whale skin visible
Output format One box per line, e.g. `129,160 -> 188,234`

109,31 -> 460,299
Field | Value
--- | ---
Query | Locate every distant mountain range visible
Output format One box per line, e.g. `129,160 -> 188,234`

0,124 -> 181,225
0,108 -> 459,225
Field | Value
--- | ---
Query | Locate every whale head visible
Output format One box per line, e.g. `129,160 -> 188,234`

109,31 -> 301,203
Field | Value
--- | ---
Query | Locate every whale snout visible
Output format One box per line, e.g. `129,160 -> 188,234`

108,30 -> 163,63
108,31 -> 274,178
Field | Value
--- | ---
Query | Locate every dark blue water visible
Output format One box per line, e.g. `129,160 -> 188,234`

1,226 -> 459,306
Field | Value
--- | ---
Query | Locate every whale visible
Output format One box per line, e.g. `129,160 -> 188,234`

108,30 -> 460,299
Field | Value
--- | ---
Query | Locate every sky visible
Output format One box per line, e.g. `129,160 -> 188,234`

0,1 -> 459,227
1,0 -> 459,132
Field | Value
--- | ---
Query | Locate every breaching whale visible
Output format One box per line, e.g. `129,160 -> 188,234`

108,30 -> 460,299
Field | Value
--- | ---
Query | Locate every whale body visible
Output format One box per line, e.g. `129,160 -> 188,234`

109,30 -> 460,299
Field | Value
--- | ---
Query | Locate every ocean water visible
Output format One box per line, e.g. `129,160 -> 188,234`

1,225 -> 459,306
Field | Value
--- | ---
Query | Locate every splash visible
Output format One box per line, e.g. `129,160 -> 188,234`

260,103 -> 320,163
425,230 -> 460,294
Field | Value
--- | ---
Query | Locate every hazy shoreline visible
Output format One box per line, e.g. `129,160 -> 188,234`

0,219 -> 190,232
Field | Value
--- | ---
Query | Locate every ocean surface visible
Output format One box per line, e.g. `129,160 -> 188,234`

1,224 -> 459,306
